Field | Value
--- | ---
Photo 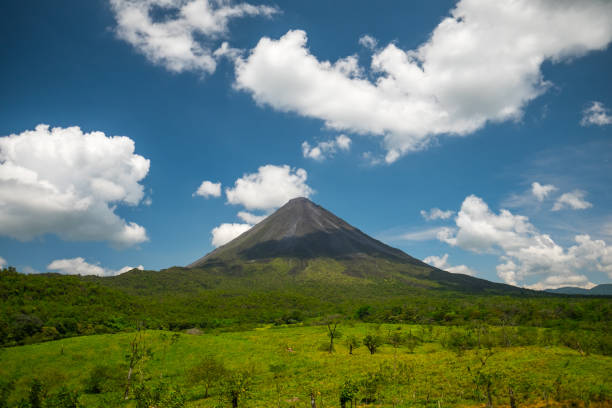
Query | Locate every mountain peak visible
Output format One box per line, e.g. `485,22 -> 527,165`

187,197 -> 420,267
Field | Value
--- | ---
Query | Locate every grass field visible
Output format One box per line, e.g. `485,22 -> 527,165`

1,323 -> 611,407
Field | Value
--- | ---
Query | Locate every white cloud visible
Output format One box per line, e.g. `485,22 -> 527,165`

209,164 -> 314,246
237,211 -> 266,224
193,180 -> 222,198
358,34 -> 377,50
396,227 -> 451,241
110,0 -> 278,74
225,164 -> 313,211
439,195 -> 610,289
420,208 -> 454,221
302,134 -> 352,161
235,2 -> 612,162
581,101 -> 612,126
335,134 -> 351,150
0,124 -> 149,247
22,266 -> 39,274
0,256 -> 6,269
423,253 -> 476,276
213,41 -> 242,60
117,264 -> 145,274
552,190 -> 593,211
531,182 -> 557,201
211,222 -> 251,247
47,257 -> 144,277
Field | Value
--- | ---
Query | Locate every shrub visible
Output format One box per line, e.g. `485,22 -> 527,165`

84,365 -> 123,394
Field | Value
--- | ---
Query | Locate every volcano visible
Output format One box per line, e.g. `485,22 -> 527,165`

188,197 -> 424,267
186,198 -> 523,294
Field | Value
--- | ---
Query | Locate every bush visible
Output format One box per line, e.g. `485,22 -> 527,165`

0,379 -> 14,408
84,365 -> 123,394
45,387 -> 80,408
134,379 -> 185,408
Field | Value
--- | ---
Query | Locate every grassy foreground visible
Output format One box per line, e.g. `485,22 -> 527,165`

1,323 -> 611,407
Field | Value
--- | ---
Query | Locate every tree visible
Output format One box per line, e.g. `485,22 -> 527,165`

269,363 -> 287,408
28,379 -> 45,408
404,330 -> 421,354
187,356 -> 227,398
326,320 -> 342,353
124,329 -> 152,400
387,331 -> 406,352
339,379 -> 358,408
0,379 -> 14,408
133,379 -> 185,408
45,386 -> 80,408
363,334 -> 383,355
221,369 -> 253,408
344,335 -> 361,355
355,305 -> 373,321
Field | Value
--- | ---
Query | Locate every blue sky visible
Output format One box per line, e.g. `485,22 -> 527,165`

0,0 -> 611,289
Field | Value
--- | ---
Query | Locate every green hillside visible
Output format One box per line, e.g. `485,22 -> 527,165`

2,264 -> 611,348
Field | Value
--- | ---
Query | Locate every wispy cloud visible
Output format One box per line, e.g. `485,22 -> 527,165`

581,101 -> 612,126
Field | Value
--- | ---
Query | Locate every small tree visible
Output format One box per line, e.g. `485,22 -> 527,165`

387,331 -> 405,353
187,356 -> 227,398
269,363 -> 287,408
221,369 -> 253,408
355,305 -> 373,321
344,335 -> 361,355
133,379 -> 185,408
0,379 -> 15,408
360,372 -> 383,404
28,379 -> 46,408
45,386 -> 80,408
363,334 -> 383,355
124,329 -> 152,400
404,330 -> 421,354
325,320 -> 342,353
339,379 -> 358,408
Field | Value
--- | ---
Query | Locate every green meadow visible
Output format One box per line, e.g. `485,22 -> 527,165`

1,323 -> 610,407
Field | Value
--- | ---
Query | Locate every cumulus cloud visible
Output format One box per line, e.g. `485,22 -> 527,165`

581,101 -> 612,126
420,208 -> 454,221
0,256 -> 6,269
211,222 -> 251,247
439,195 -> 610,289
110,0 -> 278,74
358,35 -> 377,50
237,211 -> 266,224
193,180 -> 222,198
552,190 -> 593,211
225,164 -> 313,211
235,1 -> 612,162
208,164 -> 314,247
0,124 -> 150,247
22,266 -> 39,274
531,182 -> 557,201
117,264 -> 145,274
423,253 -> 476,276
47,257 -> 144,277
302,134 -> 351,161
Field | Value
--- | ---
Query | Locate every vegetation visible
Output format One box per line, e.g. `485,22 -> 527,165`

1,263 -> 611,406
0,324 -> 611,407
2,265 -> 611,348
